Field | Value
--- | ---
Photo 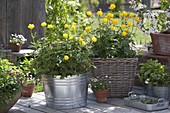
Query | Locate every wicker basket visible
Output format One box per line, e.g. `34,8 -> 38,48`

150,33 -> 170,56
90,58 -> 138,97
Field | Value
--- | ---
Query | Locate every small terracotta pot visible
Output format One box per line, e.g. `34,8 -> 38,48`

93,89 -> 109,103
10,43 -> 22,52
22,83 -> 35,97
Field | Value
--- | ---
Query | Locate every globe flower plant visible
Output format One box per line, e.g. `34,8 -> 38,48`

9,33 -> 27,46
0,58 -> 24,108
87,4 -> 140,58
129,0 -> 170,34
28,14 -> 96,79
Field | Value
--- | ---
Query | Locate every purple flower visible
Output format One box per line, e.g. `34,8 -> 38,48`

9,71 -> 14,75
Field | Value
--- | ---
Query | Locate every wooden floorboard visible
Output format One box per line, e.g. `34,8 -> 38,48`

9,89 -> 170,113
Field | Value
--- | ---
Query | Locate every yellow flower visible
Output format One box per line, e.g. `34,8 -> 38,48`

86,11 -> 92,17
122,11 -> 128,16
91,37 -> 97,43
85,26 -> 91,33
41,22 -> 47,27
109,4 -> 116,10
102,18 -> 108,23
121,24 -> 126,29
63,33 -> 68,38
119,13 -> 124,18
97,10 -> 103,16
64,24 -> 69,29
135,17 -> 140,22
64,55 -> 69,61
71,25 -> 76,30
127,22 -> 133,27
129,13 -> 135,18
111,26 -> 116,31
78,37 -> 83,42
105,13 -> 113,19
28,24 -> 35,30
47,24 -> 54,29
122,31 -> 127,37
112,19 -> 118,25
81,41 -> 86,46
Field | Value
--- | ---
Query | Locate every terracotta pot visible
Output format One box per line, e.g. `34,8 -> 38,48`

0,91 -> 21,113
22,83 -> 35,97
93,89 -> 109,103
10,43 -> 22,52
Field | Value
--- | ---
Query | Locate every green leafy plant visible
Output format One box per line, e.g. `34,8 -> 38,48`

29,0 -> 96,79
90,78 -> 108,90
139,60 -> 170,86
0,58 -> 24,107
89,4 -> 139,58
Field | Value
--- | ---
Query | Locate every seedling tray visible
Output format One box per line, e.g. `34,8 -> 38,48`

124,92 -> 169,111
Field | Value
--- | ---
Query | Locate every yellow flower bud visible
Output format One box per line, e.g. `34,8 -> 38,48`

124,28 -> 129,32
78,37 -> 83,42
129,13 -> 135,18
102,18 -> 108,23
85,26 -> 91,33
64,24 -> 69,29
69,37 -> 73,40
111,26 -> 115,31
128,22 -> 133,27
28,24 -> 35,30
109,4 -> 116,10
112,19 -> 118,25
91,37 -> 97,43
81,41 -> 86,46
64,55 -> 69,61
135,16 -> 140,22
121,24 -> 126,29
97,10 -> 103,16
63,33 -> 68,38
122,31 -> 127,37
119,13 -> 124,18
72,22 -> 77,26
86,11 -> 92,17
71,25 -> 76,30
41,22 -> 47,27
124,18 -> 128,21
47,24 -> 54,29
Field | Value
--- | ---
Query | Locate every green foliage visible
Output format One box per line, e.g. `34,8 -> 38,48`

34,82 -> 44,93
139,60 -> 170,86
30,0 -> 95,79
0,58 -> 23,107
90,78 -> 108,90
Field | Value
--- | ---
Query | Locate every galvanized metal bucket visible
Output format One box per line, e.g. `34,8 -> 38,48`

152,86 -> 169,100
42,74 -> 88,109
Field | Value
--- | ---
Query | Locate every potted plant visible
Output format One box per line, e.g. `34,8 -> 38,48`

89,4 -> 140,97
139,59 -> 170,100
129,0 -> 170,55
28,0 -> 96,109
90,78 -> 109,103
9,33 -> 27,52
19,57 -> 35,97
0,58 -> 24,113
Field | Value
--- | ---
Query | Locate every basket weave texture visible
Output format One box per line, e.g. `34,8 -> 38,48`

150,33 -> 170,56
90,58 -> 138,97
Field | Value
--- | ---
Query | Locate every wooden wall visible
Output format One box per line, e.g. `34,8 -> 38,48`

0,0 -> 45,49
